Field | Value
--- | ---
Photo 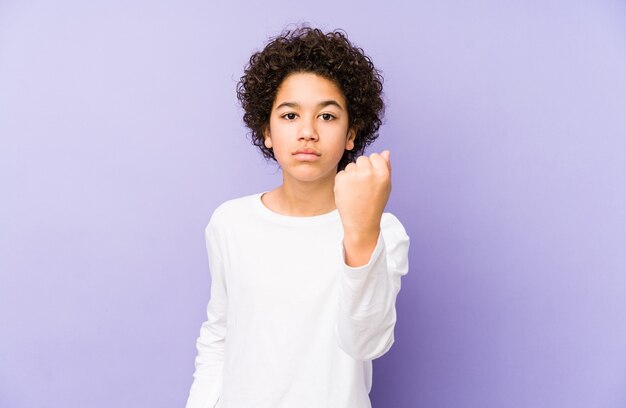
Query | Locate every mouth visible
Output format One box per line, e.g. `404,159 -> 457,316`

293,149 -> 321,162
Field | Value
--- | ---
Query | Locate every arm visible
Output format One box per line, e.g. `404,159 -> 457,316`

336,214 -> 410,360
186,222 -> 227,408
334,150 -> 410,360
335,150 -> 392,268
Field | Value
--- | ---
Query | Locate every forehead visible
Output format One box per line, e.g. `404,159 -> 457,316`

273,72 -> 346,107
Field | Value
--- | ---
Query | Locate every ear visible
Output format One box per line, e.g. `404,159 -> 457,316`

345,128 -> 356,151
263,125 -> 273,149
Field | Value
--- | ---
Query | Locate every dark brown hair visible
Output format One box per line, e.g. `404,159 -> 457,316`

236,26 -> 385,171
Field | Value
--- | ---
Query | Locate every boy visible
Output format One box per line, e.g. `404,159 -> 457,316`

186,26 -> 410,408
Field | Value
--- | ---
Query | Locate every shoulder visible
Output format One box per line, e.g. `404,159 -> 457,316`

381,212 -> 410,244
205,193 -> 261,232
381,213 -> 410,273
381,212 -> 409,236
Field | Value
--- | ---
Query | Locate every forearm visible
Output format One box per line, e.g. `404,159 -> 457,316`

337,214 -> 410,360
337,233 -> 397,360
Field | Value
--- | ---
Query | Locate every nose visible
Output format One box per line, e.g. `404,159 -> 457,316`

298,117 -> 318,142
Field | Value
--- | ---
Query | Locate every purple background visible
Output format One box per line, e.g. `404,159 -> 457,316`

2,1 -> 626,407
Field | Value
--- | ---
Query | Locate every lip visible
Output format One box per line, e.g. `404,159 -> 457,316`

293,148 -> 321,162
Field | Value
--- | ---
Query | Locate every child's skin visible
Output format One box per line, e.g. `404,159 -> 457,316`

261,72 -> 391,267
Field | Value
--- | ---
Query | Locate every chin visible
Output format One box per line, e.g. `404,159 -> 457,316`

286,167 -> 335,183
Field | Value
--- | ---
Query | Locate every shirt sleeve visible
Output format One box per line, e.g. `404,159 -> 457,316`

186,221 -> 228,408
335,213 -> 410,361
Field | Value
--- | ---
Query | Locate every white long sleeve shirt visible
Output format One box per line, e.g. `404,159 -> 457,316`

186,193 -> 410,408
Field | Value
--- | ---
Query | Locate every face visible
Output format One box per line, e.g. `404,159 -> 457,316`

264,72 -> 356,184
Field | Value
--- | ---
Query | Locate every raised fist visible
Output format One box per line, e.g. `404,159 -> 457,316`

334,150 -> 392,243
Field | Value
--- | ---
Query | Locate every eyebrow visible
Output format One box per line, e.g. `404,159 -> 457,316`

275,100 -> 344,111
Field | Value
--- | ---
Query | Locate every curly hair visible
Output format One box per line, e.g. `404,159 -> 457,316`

236,26 -> 385,171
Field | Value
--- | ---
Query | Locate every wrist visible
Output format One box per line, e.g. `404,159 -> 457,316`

343,227 -> 380,248
343,227 -> 380,267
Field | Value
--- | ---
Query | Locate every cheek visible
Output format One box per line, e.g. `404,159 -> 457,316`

273,144 -> 288,158
267,132 -> 290,160
266,118 -> 285,150
328,124 -> 351,150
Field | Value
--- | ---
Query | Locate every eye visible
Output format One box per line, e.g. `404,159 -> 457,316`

320,113 -> 336,121
282,113 -> 297,120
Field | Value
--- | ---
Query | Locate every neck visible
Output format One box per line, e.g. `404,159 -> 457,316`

262,173 -> 337,217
